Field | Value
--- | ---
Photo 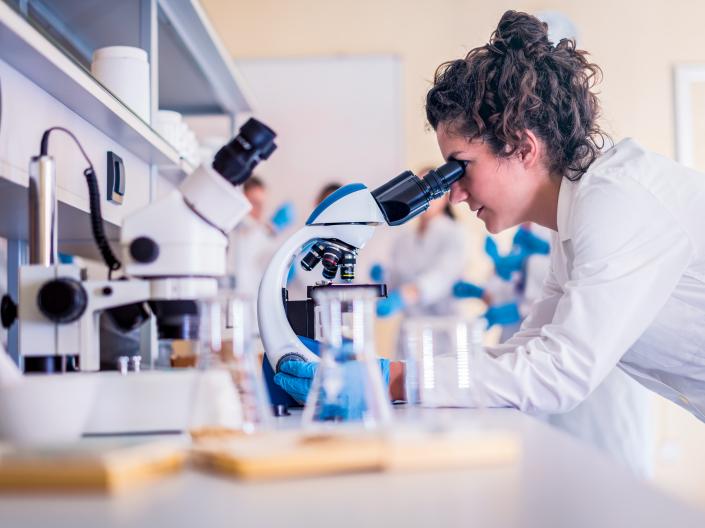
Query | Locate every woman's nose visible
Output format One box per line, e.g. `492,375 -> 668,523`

449,181 -> 468,204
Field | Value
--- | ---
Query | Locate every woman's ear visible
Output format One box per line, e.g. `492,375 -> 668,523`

519,130 -> 541,167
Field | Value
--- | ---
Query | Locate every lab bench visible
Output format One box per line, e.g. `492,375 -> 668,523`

0,407 -> 703,528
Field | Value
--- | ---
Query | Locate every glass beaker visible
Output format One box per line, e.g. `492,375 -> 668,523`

401,316 -> 488,409
301,286 -> 392,431
189,293 -> 272,436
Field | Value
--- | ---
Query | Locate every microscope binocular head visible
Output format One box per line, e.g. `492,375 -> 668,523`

212,118 -> 277,186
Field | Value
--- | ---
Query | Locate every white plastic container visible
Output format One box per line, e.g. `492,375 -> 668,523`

0,374 -> 98,445
91,46 -> 150,123
154,110 -> 183,147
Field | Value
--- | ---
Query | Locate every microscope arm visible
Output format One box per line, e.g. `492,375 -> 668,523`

258,223 -> 376,371
79,279 -> 151,371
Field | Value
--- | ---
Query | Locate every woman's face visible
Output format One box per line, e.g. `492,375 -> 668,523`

436,123 -> 535,233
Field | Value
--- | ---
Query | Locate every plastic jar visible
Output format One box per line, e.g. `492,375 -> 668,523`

91,46 -> 150,123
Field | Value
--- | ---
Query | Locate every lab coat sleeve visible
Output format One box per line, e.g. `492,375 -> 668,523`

432,172 -> 694,413
413,223 -> 468,305
487,257 -> 564,356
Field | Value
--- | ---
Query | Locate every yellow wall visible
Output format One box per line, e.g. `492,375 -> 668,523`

202,0 -> 705,508
202,0 -> 705,167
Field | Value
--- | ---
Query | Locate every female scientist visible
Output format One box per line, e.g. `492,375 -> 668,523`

415,10 -> 705,418
275,10 -> 705,424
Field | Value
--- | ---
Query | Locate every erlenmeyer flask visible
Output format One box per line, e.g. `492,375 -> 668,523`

189,293 -> 272,437
302,286 -> 392,431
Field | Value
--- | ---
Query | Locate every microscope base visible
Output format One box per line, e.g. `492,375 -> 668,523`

84,370 -> 242,436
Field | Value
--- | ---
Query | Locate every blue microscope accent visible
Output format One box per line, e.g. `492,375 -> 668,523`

306,183 -> 367,225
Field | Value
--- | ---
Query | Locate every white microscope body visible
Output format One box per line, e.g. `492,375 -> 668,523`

7,119 -> 275,374
258,160 -> 468,373
3,119 -> 276,433
258,184 -> 386,370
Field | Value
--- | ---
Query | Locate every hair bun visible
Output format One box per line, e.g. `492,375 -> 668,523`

492,11 -> 551,57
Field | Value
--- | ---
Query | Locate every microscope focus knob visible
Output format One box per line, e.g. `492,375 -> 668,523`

129,237 -> 159,263
37,278 -> 88,324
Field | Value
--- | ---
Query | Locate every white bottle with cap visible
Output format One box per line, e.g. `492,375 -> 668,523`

91,46 -> 150,123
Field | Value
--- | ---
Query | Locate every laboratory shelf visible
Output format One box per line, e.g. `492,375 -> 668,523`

158,0 -> 253,115
0,1 -> 185,176
1,0 -> 253,117
0,3 -> 180,171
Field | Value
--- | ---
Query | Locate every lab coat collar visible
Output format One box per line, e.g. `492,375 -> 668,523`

556,177 -> 577,242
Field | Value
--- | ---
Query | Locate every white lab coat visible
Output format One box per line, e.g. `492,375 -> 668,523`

430,138 -> 705,423
227,216 -> 279,330
386,214 -> 468,317
490,228 -> 653,475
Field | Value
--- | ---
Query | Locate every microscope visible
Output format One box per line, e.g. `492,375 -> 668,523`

257,159 -> 467,394
0,119 -> 276,432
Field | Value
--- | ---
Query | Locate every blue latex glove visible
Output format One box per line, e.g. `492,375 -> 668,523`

270,202 -> 296,232
376,290 -> 405,317
484,236 -> 500,260
273,358 -> 391,412
483,302 -> 521,327
485,236 -> 525,281
494,253 -> 525,281
513,226 -> 550,256
369,263 -> 385,283
452,280 -> 485,299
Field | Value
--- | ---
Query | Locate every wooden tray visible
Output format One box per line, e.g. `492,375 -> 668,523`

192,428 -> 519,480
0,440 -> 185,492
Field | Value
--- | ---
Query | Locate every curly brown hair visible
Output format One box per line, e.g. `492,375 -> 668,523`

426,10 -> 608,180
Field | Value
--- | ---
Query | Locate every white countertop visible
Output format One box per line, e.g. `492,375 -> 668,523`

0,407 -> 703,528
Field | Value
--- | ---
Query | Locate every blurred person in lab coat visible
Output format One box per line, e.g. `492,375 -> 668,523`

374,170 -> 468,319
393,10 -> 705,426
457,223 -> 654,475
227,176 -> 295,308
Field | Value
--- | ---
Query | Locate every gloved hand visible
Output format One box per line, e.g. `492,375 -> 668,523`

376,290 -> 405,317
452,280 -> 485,299
484,236 -> 500,260
485,236 -> 525,281
369,263 -> 385,283
270,202 -> 296,232
273,357 -> 391,411
513,226 -> 550,256
494,253 -> 525,281
483,302 -> 521,327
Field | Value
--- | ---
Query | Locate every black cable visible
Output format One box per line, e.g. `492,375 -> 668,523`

39,127 -> 122,276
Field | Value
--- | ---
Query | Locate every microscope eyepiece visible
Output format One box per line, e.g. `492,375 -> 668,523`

212,118 -> 277,186
371,159 -> 466,226
422,158 -> 467,199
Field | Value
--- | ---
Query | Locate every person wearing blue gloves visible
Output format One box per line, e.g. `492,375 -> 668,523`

373,183 -> 468,319
453,223 -> 550,331
273,336 -> 401,419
